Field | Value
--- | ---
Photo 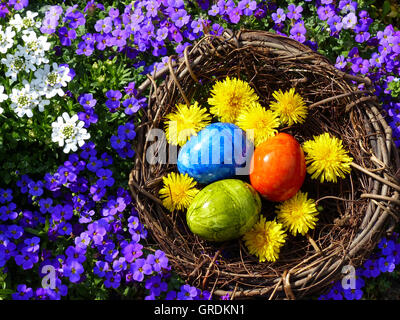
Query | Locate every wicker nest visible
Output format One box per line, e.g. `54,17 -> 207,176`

128,30 -> 400,299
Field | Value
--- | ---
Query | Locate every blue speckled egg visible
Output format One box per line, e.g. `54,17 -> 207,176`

177,122 -> 253,184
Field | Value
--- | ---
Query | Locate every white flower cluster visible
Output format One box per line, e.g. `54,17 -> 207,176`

0,10 -> 72,118
51,112 -> 91,154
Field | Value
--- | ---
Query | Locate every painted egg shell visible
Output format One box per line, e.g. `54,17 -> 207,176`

177,122 -> 253,184
250,132 -> 306,202
186,179 -> 261,242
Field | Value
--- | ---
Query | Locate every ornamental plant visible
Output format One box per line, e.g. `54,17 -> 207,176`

0,0 -> 398,301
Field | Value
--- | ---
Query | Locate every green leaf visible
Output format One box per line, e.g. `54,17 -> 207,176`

383,0 -> 392,17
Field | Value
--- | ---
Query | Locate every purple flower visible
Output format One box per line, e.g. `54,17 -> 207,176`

65,246 -> 86,264
0,202 -> 18,221
339,0 -> 357,13
117,123 -> 136,140
39,198 -> 53,214
327,15 -> 343,34
58,166 -> 77,184
105,90 -> 122,110
317,5 -> 335,21
362,259 -> 381,278
228,7 -> 242,24
28,181 -> 44,197
110,135 -> 126,150
335,55 -> 347,70
287,4 -> 303,20
122,98 -> 141,115
75,232 -> 91,249
354,24 -> 371,43
95,17 -> 113,33
208,4 -> 219,16
52,204 -> 74,222
80,141 -> 97,159
89,184 -> 106,202
78,109 -> 98,128
325,282 -> 343,300
122,242 -> 143,263
272,8 -> 286,24
103,243 -> 119,262
63,260 -> 84,283
86,157 -> 103,172
12,284 -> 33,300
48,279 -> 68,300
146,250 -> 169,272
131,258 -> 153,282
6,224 -> 24,239
15,251 -> 38,270
66,10 -> 86,29
113,257 -> 127,272
351,57 -> 370,74
9,0 -> 28,11
290,23 -> 307,43
58,27 -> 77,46
343,288 -> 363,300
378,256 -> 396,273
93,260 -> 109,277
378,238 -> 396,256
104,272 -> 121,289
87,221 -> 107,245
78,93 -> 97,109
0,188 -> 12,203
145,275 -> 168,297
23,237 -> 40,253
177,284 -> 198,300
238,0 -> 256,16
57,221 -> 72,236
76,41 -> 94,56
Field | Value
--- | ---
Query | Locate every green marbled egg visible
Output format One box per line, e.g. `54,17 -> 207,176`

186,179 -> 261,242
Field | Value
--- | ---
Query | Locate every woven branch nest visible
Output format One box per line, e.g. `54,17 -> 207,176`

129,29 -> 400,299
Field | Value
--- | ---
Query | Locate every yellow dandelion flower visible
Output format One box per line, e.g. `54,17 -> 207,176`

243,216 -> 287,263
303,132 -> 353,183
165,101 -> 211,146
270,88 -> 308,126
208,77 -> 259,123
276,191 -> 319,236
236,102 -> 280,146
159,172 -> 199,211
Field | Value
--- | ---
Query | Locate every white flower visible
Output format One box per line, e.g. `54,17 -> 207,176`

51,112 -> 91,153
20,30 -> 51,66
9,11 -> 41,32
0,85 -> 7,102
32,63 -> 72,99
9,80 -> 39,118
0,85 -> 7,115
0,26 -> 16,54
1,51 -> 36,83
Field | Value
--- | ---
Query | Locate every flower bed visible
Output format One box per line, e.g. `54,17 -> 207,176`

0,0 -> 399,300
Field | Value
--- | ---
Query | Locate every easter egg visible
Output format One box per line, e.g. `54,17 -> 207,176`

186,179 -> 261,242
177,122 -> 253,184
250,132 -> 306,202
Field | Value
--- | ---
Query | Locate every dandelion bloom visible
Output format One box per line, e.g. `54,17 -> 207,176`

236,101 -> 280,146
243,216 -> 286,262
270,88 -> 308,126
165,101 -> 211,146
159,173 -> 199,211
208,77 -> 259,123
276,191 -> 319,236
302,133 -> 353,183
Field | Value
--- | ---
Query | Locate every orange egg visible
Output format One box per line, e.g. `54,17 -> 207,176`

250,132 -> 306,202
